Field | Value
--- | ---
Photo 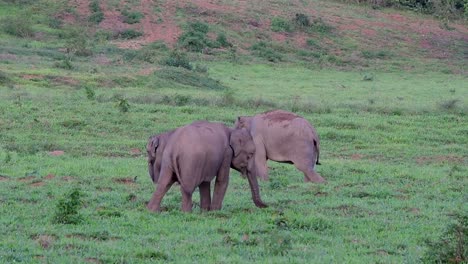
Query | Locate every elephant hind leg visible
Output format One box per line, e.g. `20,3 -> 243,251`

147,168 -> 176,212
181,190 -> 193,212
292,159 -> 326,183
199,182 -> 211,211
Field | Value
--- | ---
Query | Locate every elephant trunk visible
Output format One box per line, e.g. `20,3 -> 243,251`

246,169 -> 267,208
148,160 -> 155,183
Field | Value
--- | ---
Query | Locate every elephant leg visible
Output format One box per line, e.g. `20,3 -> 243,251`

199,182 -> 211,211
147,168 -> 176,212
181,190 -> 193,212
254,143 -> 269,180
211,154 -> 231,210
292,159 -> 325,183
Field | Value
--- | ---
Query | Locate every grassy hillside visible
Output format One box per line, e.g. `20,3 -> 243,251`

0,0 -> 467,263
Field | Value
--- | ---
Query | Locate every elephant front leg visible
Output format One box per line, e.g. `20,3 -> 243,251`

147,171 -> 176,212
254,144 -> 269,180
199,182 -> 211,211
211,157 -> 231,210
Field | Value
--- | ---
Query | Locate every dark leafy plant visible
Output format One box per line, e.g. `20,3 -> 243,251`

53,188 -> 84,224
423,212 -> 467,263
162,50 -> 192,70
118,29 -> 143,39
122,10 -> 144,24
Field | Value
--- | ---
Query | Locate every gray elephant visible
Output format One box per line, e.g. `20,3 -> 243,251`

235,109 -> 325,183
146,130 -> 174,184
147,121 -> 267,212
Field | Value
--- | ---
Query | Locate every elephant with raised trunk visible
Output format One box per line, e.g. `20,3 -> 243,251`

147,121 -> 267,212
235,109 -> 325,183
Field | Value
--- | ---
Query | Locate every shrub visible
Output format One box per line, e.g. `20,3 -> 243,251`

118,29 -> 143,39
162,50 -> 192,70
0,70 -> 12,86
62,27 -> 94,56
216,32 -> 232,48
309,18 -> 333,34
423,212 -> 467,263
177,21 -> 213,52
133,41 -> 168,63
88,0 -> 104,24
84,85 -> 95,100
53,57 -> 73,70
155,68 -> 228,90
1,16 -> 34,37
122,10 -> 144,24
294,13 -> 310,28
117,97 -> 130,112
250,41 -> 282,62
53,188 -> 84,224
271,17 -> 293,32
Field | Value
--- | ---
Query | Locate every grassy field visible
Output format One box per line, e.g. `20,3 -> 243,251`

1,0 -> 467,263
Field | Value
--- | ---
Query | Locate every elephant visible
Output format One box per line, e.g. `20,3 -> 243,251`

235,109 -> 325,183
146,121 -> 268,212
146,130 -> 174,184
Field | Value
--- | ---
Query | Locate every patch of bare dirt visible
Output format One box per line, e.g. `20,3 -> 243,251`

85,258 -> 102,264
0,176 -> 9,181
113,177 -> 136,185
30,181 -> 45,187
129,148 -> 141,155
99,0 -> 129,35
48,76 -> 80,87
18,176 -> 36,182
33,235 -> 57,249
351,154 -> 364,160
0,54 -> 17,61
22,74 -> 45,80
415,155 -> 465,165
49,150 -> 65,156
61,176 -> 75,181
45,174 -> 55,180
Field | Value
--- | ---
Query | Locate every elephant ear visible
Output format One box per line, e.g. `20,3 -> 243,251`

147,136 -> 159,159
230,129 -> 245,157
234,116 -> 246,129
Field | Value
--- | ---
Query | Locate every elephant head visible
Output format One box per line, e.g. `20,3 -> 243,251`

234,116 -> 253,130
230,128 -> 267,208
146,135 -> 159,183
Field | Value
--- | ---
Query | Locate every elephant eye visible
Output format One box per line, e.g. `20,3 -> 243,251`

247,154 -> 252,160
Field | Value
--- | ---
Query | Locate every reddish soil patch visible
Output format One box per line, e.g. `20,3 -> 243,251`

351,154 -> 364,160
85,258 -> 102,264
130,148 -> 141,155
34,235 -> 56,249
22,74 -> 45,80
0,176 -> 9,181
49,76 -> 80,87
45,174 -> 55,180
113,177 -> 135,185
30,181 -> 46,187
99,0 -> 129,34
18,176 -> 36,182
0,54 -> 17,61
61,176 -> 75,181
49,150 -> 65,156
415,155 -> 465,165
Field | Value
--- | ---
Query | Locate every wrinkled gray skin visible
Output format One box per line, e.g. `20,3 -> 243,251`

146,130 -> 174,184
147,121 -> 267,212
235,109 -> 325,183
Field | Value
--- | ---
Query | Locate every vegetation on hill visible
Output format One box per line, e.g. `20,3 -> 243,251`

0,0 -> 466,262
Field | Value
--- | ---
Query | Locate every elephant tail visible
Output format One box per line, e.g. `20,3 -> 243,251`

313,139 -> 321,165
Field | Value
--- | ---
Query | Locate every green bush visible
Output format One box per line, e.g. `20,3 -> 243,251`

155,68 -> 228,90
162,50 -> 192,70
122,10 -> 144,24
294,13 -> 310,28
250,41 -> 282,62
177,21 -> 220,52
271,17 -> 293,32
1,16 -> 34,37
53,188 -> 84,224
131,41 -> 168,63
118,29 -> 143,39
53,57 -> 73,70
88,0 -> 104,24
309,18 -> 333,34
423,212 -> 467,263
62,27 -> 94,56
216,32 -> 232,48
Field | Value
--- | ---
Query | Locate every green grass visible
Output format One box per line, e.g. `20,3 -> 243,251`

0,0 -> 467,263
